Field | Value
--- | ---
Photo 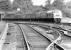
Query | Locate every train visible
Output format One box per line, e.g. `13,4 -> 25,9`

0,0 -> 62,23
0,11 -> 61,23
0,9 -> 62,23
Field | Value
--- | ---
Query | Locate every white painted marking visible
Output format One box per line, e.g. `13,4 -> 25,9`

0,23 -> 8,50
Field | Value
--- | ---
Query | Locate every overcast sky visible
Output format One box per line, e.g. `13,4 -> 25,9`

9,0 -> 14,4
31,0 -> 71,6
63,0 -> 71,5
31,0 -> 48,7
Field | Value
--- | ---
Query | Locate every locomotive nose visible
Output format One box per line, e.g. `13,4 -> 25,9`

0,12 -> 5,21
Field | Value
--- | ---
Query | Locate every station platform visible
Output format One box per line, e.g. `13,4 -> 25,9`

61,17 -> 71,23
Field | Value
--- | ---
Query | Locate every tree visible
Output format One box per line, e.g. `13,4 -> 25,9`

51,0 -> 71,18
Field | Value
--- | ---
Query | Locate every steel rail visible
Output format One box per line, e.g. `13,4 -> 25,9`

18,24 -> 52,50
17,24 -> 30,50
15,22 -> 69,50
37,25 -> 67,50
26,25 -> 51,42
36,24 -> 71,37
29,25 -> 65,50
15,22 -> 70,32
46,27 -> 66,50
45,28 -> 62,50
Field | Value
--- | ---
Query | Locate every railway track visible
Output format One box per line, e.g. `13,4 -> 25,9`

18,24 -> 52,50
18,24 -> 66,50
28,24 -> 65,50
1,22 -> 71,50
28,24 -> 71,50
1,23 -> 60,50
17,24 -> 30,50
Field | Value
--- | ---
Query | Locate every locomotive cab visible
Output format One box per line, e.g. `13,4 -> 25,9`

47,9 -> 63,23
